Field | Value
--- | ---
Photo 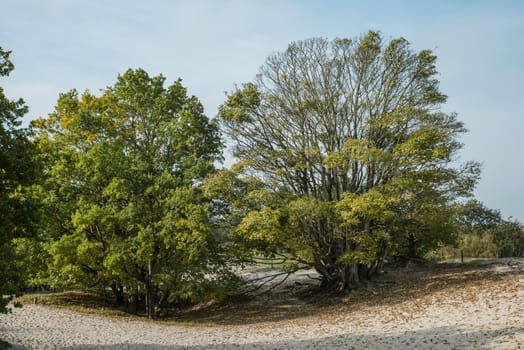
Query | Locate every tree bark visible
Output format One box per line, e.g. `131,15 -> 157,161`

407,233 -> 418,258
347,264 -> 360,288
111,281 -> 124,306
147,259 -> 156,319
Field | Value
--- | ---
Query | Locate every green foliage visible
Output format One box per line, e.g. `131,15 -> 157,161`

492,220 -> 524,257
461,231 -> 498,259
0,47 -> 40,313
456,199 -> 502,230
432,200 -> 524,260
219,31 -> 479,291
34,69 -> 232,317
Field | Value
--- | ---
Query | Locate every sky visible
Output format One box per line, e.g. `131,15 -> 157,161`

1,0 -> 523,221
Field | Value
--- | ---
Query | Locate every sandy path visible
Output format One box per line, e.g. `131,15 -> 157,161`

1,263 -> 523,349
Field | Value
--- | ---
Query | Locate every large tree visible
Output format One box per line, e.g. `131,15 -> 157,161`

35,69 -> 232,318
0,47 -> 39,313
219,31 -> 479,292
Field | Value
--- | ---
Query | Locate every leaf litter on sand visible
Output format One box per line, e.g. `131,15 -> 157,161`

13,258 -> 524,327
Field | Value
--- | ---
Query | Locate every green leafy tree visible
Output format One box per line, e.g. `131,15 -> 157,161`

455,200 -> 524,259
492,219 -> 524,257
0,47 -> 39,313
456,199 -> 502,231
455,199 -> 501,259
35,69 -> 234,318
219,31 -> 479,292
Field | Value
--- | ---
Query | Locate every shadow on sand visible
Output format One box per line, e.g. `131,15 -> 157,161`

10,325 -> 522,350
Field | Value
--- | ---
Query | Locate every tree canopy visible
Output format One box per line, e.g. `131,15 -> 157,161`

34,69 -> 234,318
452,200 -> 524,259
0,47 -> 39,313
219,31 -> 480,291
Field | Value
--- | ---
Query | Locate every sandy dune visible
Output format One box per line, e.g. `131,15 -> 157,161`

1,259 -> 523,349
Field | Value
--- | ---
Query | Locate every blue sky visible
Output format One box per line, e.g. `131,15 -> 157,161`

1,0 -> 523,221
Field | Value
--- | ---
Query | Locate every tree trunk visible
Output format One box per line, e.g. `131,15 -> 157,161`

373,238 -> 388,275
362,220 -> 388,278
347,264 -> 360,288
407,233 -> 417,258
111,281 -> 124,306
126,287 -> 140,315
147,259 -> 156,319
316,260 -> 361,293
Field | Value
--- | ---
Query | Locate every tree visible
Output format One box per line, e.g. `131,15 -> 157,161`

454,199 -> 501,259
456,199 -> 502,231
34,69 -> 234,318
219,31 -> 479,292
0,47 -> 39,313
455,200 -> 524,259
492,219 -> 524,258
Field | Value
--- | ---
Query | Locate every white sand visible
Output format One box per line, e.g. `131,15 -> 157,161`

1,260 -> 523,349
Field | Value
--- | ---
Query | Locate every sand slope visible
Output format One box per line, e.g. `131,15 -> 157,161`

1,259 -> 523,349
